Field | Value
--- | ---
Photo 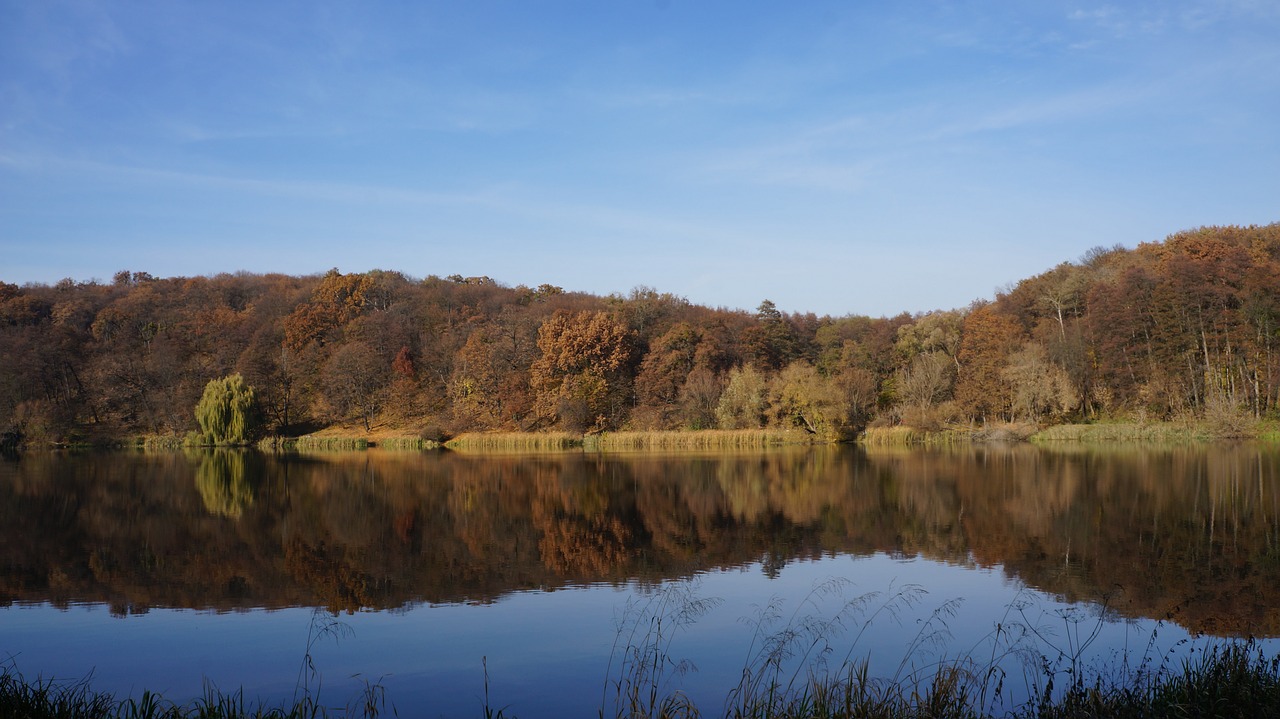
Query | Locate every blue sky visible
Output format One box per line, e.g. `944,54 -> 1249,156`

2,1 -> 1277,317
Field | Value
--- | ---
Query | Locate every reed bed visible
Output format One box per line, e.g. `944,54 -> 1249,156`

372,436 -> 438,450
1031,422 -> 1214,443
444,431 -> 583,452
140,434 -> 189,450
255,436 -> 439,451
256,436 -> 370,452
443,430 -> 818,453
587,429 -> 813,451
860,426 -> 972,447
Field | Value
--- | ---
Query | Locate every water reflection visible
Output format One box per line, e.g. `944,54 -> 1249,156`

1,444 -> 1278,635
195,449 -> 256,518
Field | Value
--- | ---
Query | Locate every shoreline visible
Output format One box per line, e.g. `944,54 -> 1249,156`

7,419 -> 1279,453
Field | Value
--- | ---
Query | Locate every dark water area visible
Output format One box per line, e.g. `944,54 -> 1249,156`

2,444 -> 1279,716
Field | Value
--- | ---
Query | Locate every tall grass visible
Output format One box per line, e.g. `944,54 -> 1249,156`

141,435 -> 189,450
0,665 -> 115,718
0,664 -> 363,718
256,437 -> 370,452
598,580 -> 1280,719
0,609 -> 392,719
601,581 -> 722,719
588,429 -> 812,451
1023,640 -> 1280,719
372,436 -> 438,450
5,588 -> 1279,719
444,429 -> 816,453
255,436 -> 436,451
1030,423 -> 1214,443
444,432 -> 583,452
860,427 -> 972,447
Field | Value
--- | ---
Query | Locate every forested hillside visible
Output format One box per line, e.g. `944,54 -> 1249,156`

2,224 -> 1278,446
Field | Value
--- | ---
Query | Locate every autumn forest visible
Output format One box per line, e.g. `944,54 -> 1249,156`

2,224 -> 1279,447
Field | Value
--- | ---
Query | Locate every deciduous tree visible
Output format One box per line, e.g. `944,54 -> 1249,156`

195,374 -> 260,444
530,310 -> 634,431
954,304 -> 1023,422
322,342 -> 388,432
716,365 -> 769,429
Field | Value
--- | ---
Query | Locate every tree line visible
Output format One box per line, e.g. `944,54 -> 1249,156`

1,223 -> 1278,445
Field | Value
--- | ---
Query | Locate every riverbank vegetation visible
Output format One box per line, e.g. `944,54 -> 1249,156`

444,429 -> 811,452
3,639 -> 1278,718
2,224 -> 1279,449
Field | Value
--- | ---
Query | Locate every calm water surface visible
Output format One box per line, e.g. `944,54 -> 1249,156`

2,444 -> 1279,717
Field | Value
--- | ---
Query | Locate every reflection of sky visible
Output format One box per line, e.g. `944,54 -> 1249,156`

0,553 -> 1240,718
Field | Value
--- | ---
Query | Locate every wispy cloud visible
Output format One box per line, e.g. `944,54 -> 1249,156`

0,150 -> 745,250
19,2 -> 132,76
590,87 -> 721,110
922,79 -> 1158,141
1068,5 -> 1137,37
0,151 -> 490,205
1069,0 -> 1280,39
691,77 -> 1141,194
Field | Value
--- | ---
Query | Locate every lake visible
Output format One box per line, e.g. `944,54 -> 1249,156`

2,443 -> 1279,717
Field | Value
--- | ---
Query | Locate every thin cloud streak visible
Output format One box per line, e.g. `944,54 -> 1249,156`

0,151 -> 753,256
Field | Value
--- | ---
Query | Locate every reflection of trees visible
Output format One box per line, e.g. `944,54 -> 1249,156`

284,537 -> 375,613
194,450 -> 254,518
3,445 -> 1280,635
912,445 -> 1280,635
534,493 -> 636,576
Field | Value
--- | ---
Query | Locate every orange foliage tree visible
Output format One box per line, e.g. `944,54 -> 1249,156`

529,310 -> 635,431
954,304 -> 1023,422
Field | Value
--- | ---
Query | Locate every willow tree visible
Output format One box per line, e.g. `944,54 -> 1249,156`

716,364 -> 769,429
194,374 -> 260,445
